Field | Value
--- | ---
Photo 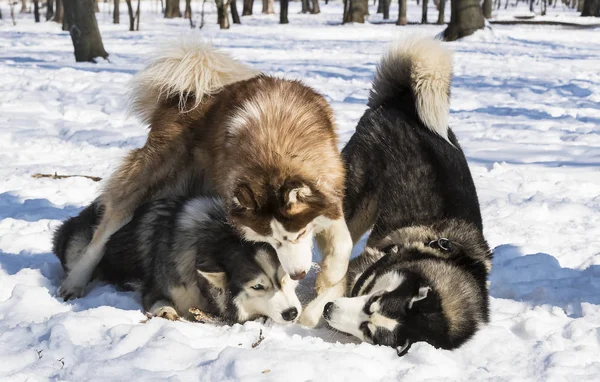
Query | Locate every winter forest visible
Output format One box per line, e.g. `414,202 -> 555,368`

1,0 -> 599,380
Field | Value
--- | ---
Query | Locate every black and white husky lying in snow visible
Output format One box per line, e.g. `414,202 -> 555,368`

319,38 -> 493,356
53,197 -> 302,324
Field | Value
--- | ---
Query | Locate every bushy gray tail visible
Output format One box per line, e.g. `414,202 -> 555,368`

368,38 -> 453,142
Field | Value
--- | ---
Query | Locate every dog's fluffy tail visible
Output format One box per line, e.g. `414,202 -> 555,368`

129,38 -> 260,123
368,38 -> 453,142
52,201 -> 104,272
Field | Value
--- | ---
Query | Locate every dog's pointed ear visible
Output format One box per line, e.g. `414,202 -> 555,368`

282,181 -> 313,215
396,339 -> 412,357
408,286 -> 432,310
198,270 -> 227,290
284,182 -> 312,205
233,184 -> 257,211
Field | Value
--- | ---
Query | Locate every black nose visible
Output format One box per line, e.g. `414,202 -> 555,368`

323,302 -> 335,320
281,307 -> 298,321
290,271 -> 306,281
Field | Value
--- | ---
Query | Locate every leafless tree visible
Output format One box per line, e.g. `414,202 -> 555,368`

113,0 -> 119,23
164,0 -> 181,17
46,0 -> 54,20
53,0 -> 63,23
437,0 -> 446,23
397,0 -> 407,25
63,0 -> 109,62
262,0 -> 273,13
33,0 -> 40,21
483,0 -> 492,17
231,0 -> 241,23
242,0 -> 253,15
422,0 -> 428,23
582,0 -> 599,15
216,0 -> 232,28
185,0 -> 191,18
311,0 -> 320,13
443,0 -> 485,41
280,0 -> 289,23
10,0 -> 17,25
21,0 -> 28,13
343,0 -> 368,22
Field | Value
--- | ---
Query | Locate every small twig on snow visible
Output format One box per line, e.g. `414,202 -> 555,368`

251,329 -> 265,348
32,172 -> 102,182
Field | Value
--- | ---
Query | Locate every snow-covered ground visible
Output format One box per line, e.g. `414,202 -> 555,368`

1,1 -> 600,381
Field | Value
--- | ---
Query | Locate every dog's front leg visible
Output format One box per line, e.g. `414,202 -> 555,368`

314,217 -> 353,294
298,277 -> 346,328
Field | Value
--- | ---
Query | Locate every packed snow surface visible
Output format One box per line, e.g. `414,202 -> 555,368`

1,2 -> 599,381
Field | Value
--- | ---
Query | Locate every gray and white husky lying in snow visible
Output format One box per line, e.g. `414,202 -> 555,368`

53,196 -> 302,324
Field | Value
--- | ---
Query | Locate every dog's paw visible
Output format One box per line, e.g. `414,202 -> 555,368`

154,306 -> 180,321
298,300 -> 325,328
58,276 -> 88,301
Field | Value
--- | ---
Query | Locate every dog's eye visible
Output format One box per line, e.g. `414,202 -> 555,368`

364,294 -> 381,314
250,284 -> 265,291
359,322 -> 372,338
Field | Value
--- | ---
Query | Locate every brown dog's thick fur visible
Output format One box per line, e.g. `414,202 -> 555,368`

58,40 -> 352,326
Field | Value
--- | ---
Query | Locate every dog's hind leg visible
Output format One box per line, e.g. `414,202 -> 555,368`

58,123 -> 191,300
58,206 -> 130,300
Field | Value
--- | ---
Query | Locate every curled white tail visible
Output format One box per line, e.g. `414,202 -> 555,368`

368,37 -> 453,142
129,38 -> 260,123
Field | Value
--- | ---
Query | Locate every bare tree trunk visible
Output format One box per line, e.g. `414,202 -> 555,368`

10,1 -> 17,24
280,0 -> 289,23
242,0 -> 253,15
422,0 -> 428,22
46,0 -> 54,20
397,0 -> 407,24
63,0 -> 109,62
113,0 -> 119,23
164,0 -> 182,17
54,0 -> 64,23
216,0 -> 231,28
135,0 -> 140,29
125,0 -> 135,30
185,0 -> 191,17
540,0 -> 547,14
231,0 -> 241,22
437,0 -> 445,23
33,0 -> 40,21
262,0 -> 274,13
21,0 -> 28,13
529,0 -> 534,11
343,0 -> 368,22
301,0 -> 310,13
581,0 -> 599,15
311,0 -> 320,13
443,0 -> 485,41
94,0 -> 99,12
382,0 -> 390,18
483,0 -> 492,17
0,5 -> 3,19
377,0 -> 384,12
